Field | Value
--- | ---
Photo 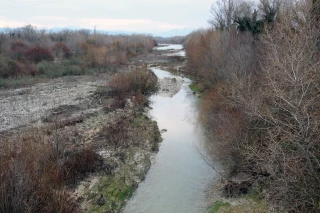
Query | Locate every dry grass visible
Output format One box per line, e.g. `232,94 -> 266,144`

0,127 -> 101,213
107,68 -> 158,108
219,202 -> 269,213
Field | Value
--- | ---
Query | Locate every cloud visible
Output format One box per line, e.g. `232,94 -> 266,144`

0,0 -> 213,33
32,16 -> 69,22
0,16 -> 27,28
79,18 -> 187,32
0,16 -> 187,33
29,16 -> 70,28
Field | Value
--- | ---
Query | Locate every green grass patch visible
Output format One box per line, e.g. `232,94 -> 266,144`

246,191 -> 261,203
0,60 -> 103,88
0,76 -> 42,88
207,201 -> 231,213
189,82 -> 202,93
88,175 -> 134,213
38,61 -> 86,78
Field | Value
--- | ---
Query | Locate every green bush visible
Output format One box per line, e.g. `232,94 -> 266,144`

37,61 -> 86,78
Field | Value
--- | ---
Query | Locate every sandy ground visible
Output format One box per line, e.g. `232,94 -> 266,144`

0,74 -> 109,132
158,77 -> 184,97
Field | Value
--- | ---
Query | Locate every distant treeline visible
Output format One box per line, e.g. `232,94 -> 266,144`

154,36 -> 185,45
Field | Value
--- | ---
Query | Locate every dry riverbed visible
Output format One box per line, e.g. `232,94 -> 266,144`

0,46 -> 186,212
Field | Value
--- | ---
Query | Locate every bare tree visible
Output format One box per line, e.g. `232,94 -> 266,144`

208,0 -> 237,30
209,0 -> 259,31
223,2 -> 320,210
259,0 -> 281,22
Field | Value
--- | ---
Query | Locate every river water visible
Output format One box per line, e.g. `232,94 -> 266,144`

124,45 -> 216,213
154,44 -> 183,50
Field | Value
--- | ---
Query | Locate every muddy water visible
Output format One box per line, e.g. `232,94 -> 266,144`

124,46 -> 216,213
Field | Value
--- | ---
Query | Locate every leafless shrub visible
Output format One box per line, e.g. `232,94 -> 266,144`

0,127 -> 102,213
185,29 -> 257,88
108,68 -> 158,100
191,0 -> 320,211
0,26 -> 155,80
220,2 -> 320,211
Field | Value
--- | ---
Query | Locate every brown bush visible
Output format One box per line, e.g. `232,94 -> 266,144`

0,128 -> 101,212
108,68 -> 158,100
217,2 -> 320,211
0,27 -> 155,81
84,44 -> 109,69
244,19 -> 320,212
0,59 -> 39,78
200,84 -> 245,166
185,29 -> 256,88
134,89 -> 147,106
10,40 -> 27,60
61,148 -> 102,184
0,134 -> 77,212
188,1 -> 320,211
25,46 -> 54,63
24,62 -> 39,76
52,42 -> 72,59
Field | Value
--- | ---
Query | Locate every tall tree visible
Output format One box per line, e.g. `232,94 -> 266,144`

259,0 -> 281,23
208,0 -> 236,30
208,0 -> 257,31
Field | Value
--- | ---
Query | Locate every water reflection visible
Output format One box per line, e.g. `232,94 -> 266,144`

124,68 -> 216,213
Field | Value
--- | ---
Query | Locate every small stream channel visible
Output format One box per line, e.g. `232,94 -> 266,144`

124,45 -> 216,213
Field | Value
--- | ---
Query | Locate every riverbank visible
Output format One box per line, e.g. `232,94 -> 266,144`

130,44 -> 272,213
123,48 -> 217,212
0,44 -> 190,213
0,70 -> 163,212
168,58 -> 277,213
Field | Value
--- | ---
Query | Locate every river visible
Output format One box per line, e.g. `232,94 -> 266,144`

124,45 -> 216,213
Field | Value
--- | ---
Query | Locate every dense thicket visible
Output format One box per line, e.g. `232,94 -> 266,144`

186,0 -> 320,211
0,25 -> 158,212
0,25 -> 155,83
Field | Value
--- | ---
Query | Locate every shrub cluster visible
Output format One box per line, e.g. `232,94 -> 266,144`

92,69 -> 158,111
186,0 -> 320,211
0,26 -> 155,83
109,69 -> 158,96
25,46 -> 54,63
0,129 -> 101,213
52,42 -> 73,59
102,69 -> 158,110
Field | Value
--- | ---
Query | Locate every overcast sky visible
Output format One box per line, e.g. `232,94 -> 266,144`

0,0 -> 213,34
